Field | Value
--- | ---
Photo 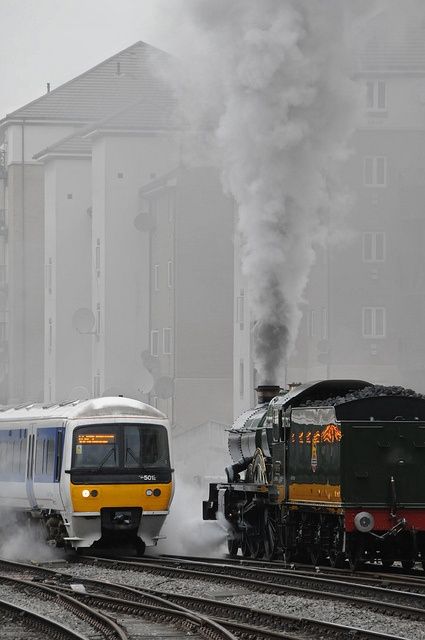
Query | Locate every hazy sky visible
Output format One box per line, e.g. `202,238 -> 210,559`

0,0 -> 169,116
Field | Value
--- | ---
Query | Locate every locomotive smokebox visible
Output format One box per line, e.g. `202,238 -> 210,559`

256,385 -> 281,405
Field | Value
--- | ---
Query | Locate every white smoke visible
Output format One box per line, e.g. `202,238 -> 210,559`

0,509 -> 63,563
160,476 -> 228,557
152,0 -> 368,383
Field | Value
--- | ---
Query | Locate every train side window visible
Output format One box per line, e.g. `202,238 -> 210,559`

45,437 -> 55,476
35,437 -> 44,476
272,407 -> 282,442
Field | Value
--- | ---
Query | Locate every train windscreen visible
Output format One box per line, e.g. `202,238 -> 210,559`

70,423 -> 170,483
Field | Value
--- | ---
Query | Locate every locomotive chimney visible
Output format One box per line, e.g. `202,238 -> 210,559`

255,385 -> 281,405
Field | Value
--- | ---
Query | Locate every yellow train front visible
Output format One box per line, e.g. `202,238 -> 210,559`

0,396 -> 174,555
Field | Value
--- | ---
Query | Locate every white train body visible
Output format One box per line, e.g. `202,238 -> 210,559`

0,397 -> 174,552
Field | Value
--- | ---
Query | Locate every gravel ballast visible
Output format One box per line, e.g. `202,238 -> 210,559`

57,562 -> 425,639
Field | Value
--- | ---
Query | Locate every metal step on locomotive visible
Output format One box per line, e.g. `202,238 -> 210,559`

203,380 -> 425,570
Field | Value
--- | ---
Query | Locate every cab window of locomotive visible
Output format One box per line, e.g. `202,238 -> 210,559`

73,427 -> 117,469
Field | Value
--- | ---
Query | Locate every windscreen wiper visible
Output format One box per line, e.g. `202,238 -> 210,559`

96,447 -> 116,471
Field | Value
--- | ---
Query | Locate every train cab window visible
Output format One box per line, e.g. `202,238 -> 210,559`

73,428 -> 117,469
72,424 -> 170,471
124,425 -> 168,467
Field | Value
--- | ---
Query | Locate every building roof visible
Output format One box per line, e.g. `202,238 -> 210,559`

357,16 -> 425,74
33,129 -> 92,160
33,92 -> 179,161
1,41 -> 172,126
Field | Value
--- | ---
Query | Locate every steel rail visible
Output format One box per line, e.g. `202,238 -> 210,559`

53,574 -> 410,640
75,554 -> 425,617
0,573 -> 128,640
0,566 -> 236,640
0,596 -> 89,640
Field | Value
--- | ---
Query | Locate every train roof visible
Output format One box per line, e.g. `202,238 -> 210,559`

270,379 -> 373,409
0,396 -> 167,422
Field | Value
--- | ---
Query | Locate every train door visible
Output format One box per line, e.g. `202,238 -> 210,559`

32,423 -> 66,512
25,424 -> 37,510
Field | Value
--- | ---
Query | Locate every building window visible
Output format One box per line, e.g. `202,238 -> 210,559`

96,239 -> 101,277
309,310 -> 317,338
67,193 -> 73,200
117,172 -> 124,179
167,261 -> 173,288
163,328 -> 172,354
362,307 -> 386,338
96,303 -> 101,335
154,265 -> 159,292
364,156 -> 387,187
236,290 -> 244,329
363,232 -> 386,262
366,80 -> 386,111
239,360 -> 244,399
152,396 -> 158,409
150,330 -> 159,357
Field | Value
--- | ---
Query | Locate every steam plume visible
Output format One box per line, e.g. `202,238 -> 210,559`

156,1 -> 364,382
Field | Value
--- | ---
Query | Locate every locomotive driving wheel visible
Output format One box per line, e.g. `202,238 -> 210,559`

247,532 -> 264,559
329,521 -> 345,568
263,508 -> 278,561
227,538 -> 239,557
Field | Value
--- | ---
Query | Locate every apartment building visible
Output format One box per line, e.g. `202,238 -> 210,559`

235,16 -> 425,414
0,41 -> 178,403
141,166 -> 234,432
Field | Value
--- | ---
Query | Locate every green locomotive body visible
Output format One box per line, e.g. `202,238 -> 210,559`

203,380 -> 425,569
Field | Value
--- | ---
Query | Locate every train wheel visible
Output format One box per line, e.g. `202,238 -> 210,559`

347,549 -> 361,571
248,536 -> 264,559
329,548 -> 345,568
227,538 -> 239,557
329,520 -> 345,568
241,535 -> 250,557
135,538 -> 146,557
263,509 -> 277,561
283,548 -> 294,565
381,558 -> 394,569
310,547 -> 323,567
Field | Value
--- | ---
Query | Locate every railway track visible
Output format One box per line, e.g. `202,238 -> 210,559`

0,597 -> 91,640
161,552 -> 425,594
0,557 -> 411,640
72,552 -> 425,621
0,558 -> 235,640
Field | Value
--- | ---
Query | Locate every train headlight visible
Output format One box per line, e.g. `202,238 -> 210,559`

354,511 -> 375,533
153,488 -> 161,497
82,489 -> 90,498
146,489 -> 153,496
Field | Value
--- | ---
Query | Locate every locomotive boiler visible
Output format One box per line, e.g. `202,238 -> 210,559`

0,396 -> 174,555
203,379 -> 425,569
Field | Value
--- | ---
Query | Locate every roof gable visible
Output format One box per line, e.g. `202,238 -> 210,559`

2,41 -> 171,125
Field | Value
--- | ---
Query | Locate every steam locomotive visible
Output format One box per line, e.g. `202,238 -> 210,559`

0,396 -> 173,554
203,380 -> 425,570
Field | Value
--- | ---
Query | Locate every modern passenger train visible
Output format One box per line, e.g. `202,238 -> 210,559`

0,396 -> 173,554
